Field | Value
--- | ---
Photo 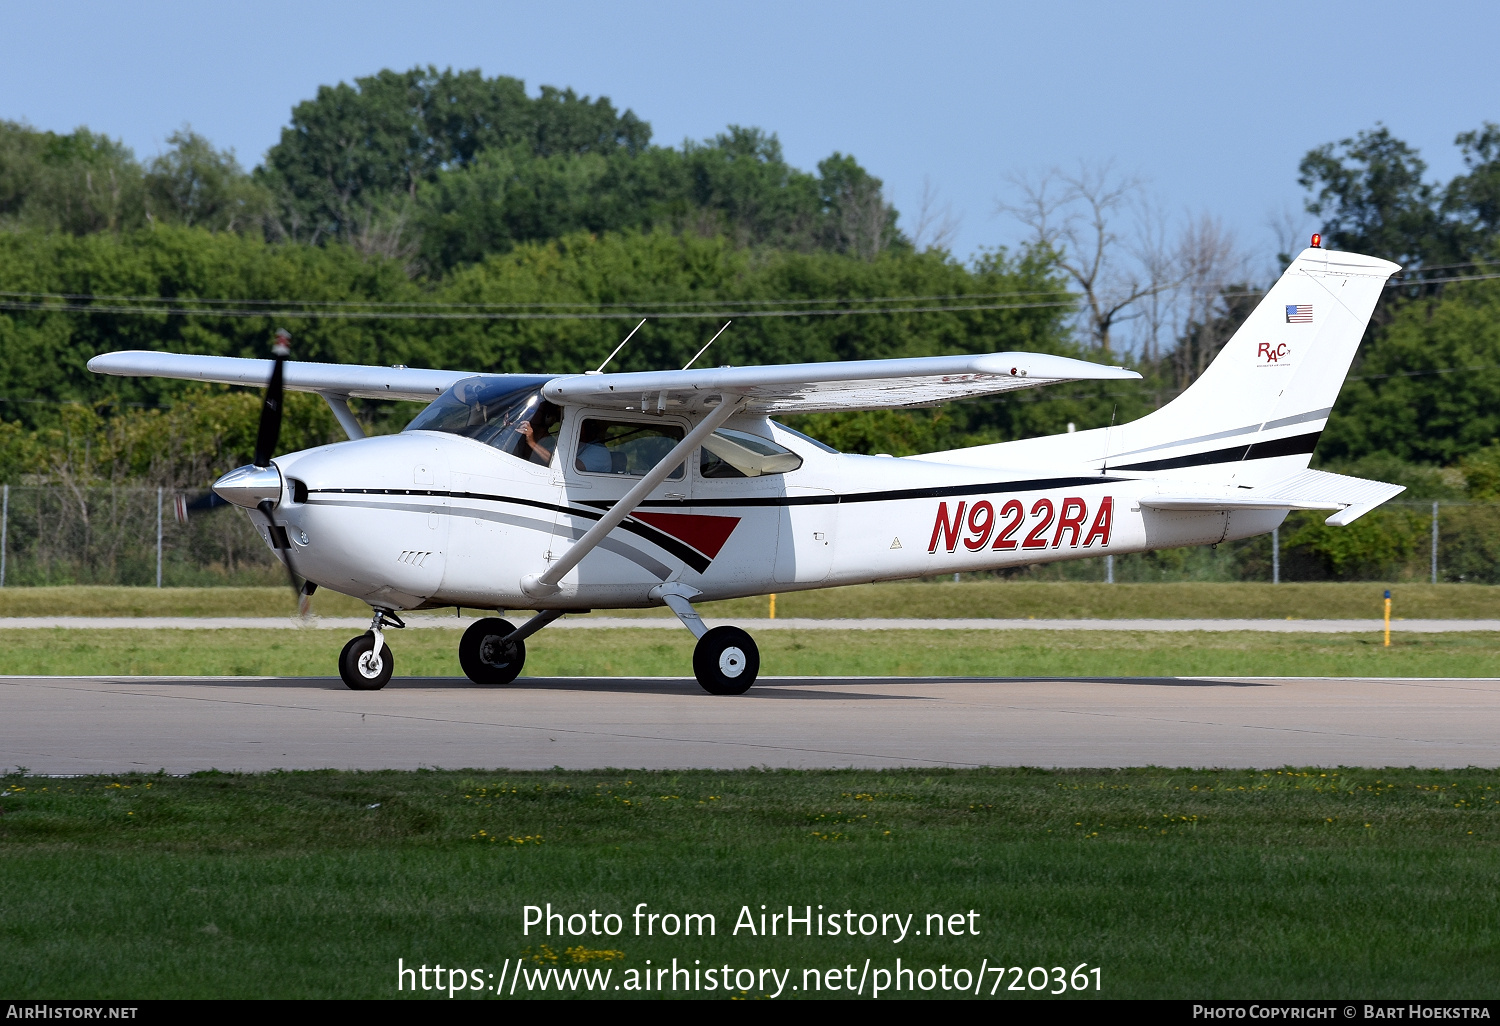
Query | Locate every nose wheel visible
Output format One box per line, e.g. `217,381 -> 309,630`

339,608 -> 403,690
339,632 -> 394,690
693,625 -> 759,695
459,617 -> 527,685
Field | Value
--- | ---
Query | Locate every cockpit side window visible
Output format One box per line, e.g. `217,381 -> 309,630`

404,376 -> 560,466
575,419 -> 685,479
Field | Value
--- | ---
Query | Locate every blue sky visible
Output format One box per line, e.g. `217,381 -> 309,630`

2,0 -> 1496,270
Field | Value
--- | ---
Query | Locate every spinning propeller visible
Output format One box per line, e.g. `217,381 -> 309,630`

257,332 -> 312,615
199,330 -> 314,616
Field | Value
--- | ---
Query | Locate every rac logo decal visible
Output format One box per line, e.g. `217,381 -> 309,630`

928,496 -> 1113,554
1257,341 -> 1290,365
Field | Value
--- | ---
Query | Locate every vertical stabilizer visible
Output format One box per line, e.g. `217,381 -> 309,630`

927,247 -> 1400,486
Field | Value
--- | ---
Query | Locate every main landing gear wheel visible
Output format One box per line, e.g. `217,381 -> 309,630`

339,632 -> 394,690
693,625 -> 759,695
459,617 -> 526,686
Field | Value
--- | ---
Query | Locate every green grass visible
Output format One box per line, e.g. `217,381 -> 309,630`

2,581 -> 1499,620
1,768 -> 1496,999
686,581 -> 1500,621
3,627 -> 1498,678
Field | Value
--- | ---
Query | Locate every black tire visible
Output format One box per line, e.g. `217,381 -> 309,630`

459,617 -> 526,685
692,625 -> 759,695
339,632 -> 393,690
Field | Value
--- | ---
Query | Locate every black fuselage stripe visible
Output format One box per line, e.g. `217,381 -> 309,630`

307,488 -> 711,572
1112,431 -> 1321,473
585,475 -> 1128,510
311,474 -> 1127,515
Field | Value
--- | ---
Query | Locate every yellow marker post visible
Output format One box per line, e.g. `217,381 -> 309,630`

769,593 -> 776,619
1383,589 -> 1391,647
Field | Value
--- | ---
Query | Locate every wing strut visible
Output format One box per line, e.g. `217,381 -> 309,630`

521,395 -> 744,599
319,393 -> 366,440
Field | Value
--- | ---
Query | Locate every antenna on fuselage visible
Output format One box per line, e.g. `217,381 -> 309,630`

591,319 -> 647,374
683,321 -> 732,370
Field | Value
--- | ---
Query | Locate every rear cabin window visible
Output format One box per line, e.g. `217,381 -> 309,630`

699,429 -> 804,478
575,420 -> 685,479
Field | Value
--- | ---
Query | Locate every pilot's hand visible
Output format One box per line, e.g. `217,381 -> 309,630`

518,421 -> 535,440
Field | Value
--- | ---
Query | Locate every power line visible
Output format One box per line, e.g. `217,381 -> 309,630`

0,286 -> 1074,310
0,297 -> 1077,320
0,268 -> 1492,324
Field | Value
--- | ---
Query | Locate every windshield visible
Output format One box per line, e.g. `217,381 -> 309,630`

405,375 -> 561,465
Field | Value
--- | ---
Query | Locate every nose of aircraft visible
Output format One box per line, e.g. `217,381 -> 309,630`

212,464 -> 283,509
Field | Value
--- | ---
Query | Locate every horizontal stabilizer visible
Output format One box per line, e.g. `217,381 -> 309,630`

1140,469 -> 1405,526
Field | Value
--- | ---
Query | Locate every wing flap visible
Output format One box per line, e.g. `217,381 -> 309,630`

543,351 -> 1139,414
88,351 -> 467,402
1140,469 -> 1406,525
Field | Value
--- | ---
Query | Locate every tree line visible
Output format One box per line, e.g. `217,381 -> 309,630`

0,67 -> 902,273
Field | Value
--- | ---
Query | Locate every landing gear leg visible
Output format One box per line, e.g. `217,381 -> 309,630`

653,584 -> 759,695
339,608 -> 404,691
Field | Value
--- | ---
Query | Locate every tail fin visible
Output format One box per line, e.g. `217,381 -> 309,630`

928,247 -> 1400,485
1109,246 -> 1399,484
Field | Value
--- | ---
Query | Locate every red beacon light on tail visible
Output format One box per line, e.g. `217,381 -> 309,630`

1311,233 -> 1322,248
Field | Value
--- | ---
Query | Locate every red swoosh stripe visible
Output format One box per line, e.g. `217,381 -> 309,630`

631,512 -> 742,559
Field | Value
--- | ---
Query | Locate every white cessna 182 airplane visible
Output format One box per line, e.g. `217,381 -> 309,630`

89,242 -> 1404,694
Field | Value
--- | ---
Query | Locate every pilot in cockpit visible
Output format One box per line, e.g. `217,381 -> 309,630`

514,402 -> 562,466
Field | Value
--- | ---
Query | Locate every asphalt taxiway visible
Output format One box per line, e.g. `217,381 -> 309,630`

4,673 -> 1498,773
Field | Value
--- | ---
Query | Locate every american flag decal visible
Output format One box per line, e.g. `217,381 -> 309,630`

1285,304 -> 1313,323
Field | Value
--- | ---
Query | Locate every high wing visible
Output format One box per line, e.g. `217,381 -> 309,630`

1139,469 -> 1406,526
90,348 -> 1139,415
87,351 -> 467,402
542,352 -> 1139,414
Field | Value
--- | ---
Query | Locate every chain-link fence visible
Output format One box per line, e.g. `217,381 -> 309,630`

0,487 -> 1495,588
0,485 -> 280,587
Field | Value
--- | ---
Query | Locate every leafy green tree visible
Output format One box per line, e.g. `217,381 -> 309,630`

257,67 -> 650,245
0,121 -> 48,220
1299,124 -> 1446,266
1444,123 -> 1500,260
814,152 -> 903,258
144,129 -> 270,232
411,125 -> 904,272
1320,278 -> 1500,464
0,121 -> 144,234
1459,444 -> 1500,499
1299,122 -> 1500,269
